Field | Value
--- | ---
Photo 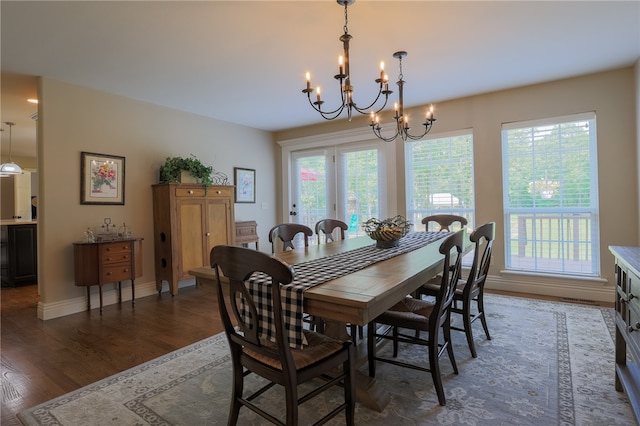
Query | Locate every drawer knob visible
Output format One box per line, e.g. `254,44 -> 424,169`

216,190 -> 221,194
188,190 -> 194,194
206,232 -> 211,236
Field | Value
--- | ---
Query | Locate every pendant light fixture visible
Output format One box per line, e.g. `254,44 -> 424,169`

369,51 -> 437,142
0,121 -> 23,175
301,0 -> 436,142
302,0 -> 392,122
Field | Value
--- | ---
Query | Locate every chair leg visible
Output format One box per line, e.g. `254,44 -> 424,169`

463,299 -> 478,358
392,326 -> 399,357
313,316 -> 325,334
367,322 -> 376,378
285,383 -> 298,425
477,294 -> 491,340
443,318 -> 458,375
344,347 -> 356,426
228,358 -> 244,425
428,334 -> 446,406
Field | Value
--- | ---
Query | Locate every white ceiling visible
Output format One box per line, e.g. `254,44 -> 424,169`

2,0 -> 639,158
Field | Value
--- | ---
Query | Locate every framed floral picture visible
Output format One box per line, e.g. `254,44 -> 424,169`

81,152 -> 125,205
234,167 -> 255,203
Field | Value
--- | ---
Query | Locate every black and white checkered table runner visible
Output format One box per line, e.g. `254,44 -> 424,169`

247,231 -> 450,348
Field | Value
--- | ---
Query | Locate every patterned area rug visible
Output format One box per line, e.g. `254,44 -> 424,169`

18,295 -> 635,425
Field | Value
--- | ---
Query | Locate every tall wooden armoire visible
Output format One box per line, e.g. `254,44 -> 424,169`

152,183 -> 235,295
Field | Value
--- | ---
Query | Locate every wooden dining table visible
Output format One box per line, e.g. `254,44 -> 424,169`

189,233 -> 461,411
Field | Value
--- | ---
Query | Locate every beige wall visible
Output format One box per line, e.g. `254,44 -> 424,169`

276,67 -> 639,302
37,78 -> 277,319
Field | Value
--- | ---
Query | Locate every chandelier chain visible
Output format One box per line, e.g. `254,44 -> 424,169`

343,2 -> 348,35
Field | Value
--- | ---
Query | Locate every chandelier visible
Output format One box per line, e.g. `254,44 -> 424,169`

302,0 -> 392,121
370,51 -> 436,142
302,0 -> 436,142
0,122 -> 23,176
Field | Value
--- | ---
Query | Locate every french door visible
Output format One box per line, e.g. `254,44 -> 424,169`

290,142 -> 386,240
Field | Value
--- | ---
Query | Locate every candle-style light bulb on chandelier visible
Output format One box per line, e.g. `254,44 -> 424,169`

0,121 -> 23,175
302,0 -> 392,122
369,51 -> 437,142
302,0 -> 436,142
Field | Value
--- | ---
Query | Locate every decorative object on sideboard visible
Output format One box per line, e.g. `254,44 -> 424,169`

82,218 -> 134,242
159,155 -> 229,188
0,122 -> 23,175
363,215 -> 412,248
80,151 -> 125,205
301,0 -> 436,142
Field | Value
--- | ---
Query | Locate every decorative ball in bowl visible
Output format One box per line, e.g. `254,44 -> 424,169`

363,215 -> 412,248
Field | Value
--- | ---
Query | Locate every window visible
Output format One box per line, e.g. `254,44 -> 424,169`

502,112 -> 599,276
405,130 -> 475,230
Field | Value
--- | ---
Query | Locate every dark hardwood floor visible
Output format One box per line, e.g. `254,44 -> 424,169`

1,283 -> 224,426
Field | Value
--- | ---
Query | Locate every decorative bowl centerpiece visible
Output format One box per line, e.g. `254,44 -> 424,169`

363,215 -> 412,248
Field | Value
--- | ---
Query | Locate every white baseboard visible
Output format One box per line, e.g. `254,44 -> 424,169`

486,274 -> 615,303
37,279 -> 197,320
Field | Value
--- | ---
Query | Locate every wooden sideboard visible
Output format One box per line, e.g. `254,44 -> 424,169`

73,238 -> 143,313
609,246 -> 640,422
152,183 -> 235,295
235,220 -> 259,250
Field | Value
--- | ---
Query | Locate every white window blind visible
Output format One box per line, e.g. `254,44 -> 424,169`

405,130 -> 475,231
502,112 -> 600,275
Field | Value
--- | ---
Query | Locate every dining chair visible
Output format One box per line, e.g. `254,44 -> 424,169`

419,214 -> 468,287
268,223 -> 313,253
422,214 -> 468,232
367,229 -> 464,406
211,245 -> 356,426
418,222 -> 495,358
315,219 -> 348,244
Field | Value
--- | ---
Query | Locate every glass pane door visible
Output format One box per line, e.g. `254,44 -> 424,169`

337,146 -> 383,237
291,150 -> 332,243
291,142 -> 384,242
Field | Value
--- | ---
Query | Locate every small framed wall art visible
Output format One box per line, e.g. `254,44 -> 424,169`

234,167 -> 255,203
81,151 -> 125,205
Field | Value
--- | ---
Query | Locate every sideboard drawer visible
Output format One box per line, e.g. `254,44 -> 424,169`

208,186 -> 233,198
628,303 -> 640,351
174,186 -> 233,198
101,263 -> 133,282
629,268 -> 640,299
100,242 -> 132,264
175,187 -> 206,197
